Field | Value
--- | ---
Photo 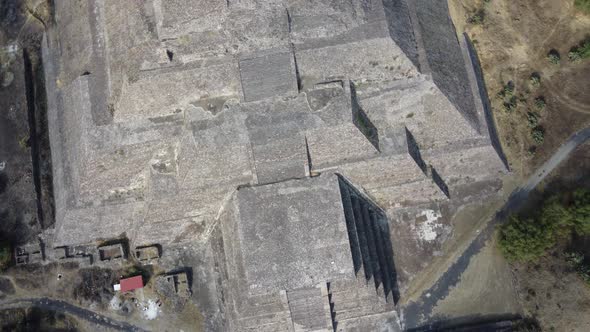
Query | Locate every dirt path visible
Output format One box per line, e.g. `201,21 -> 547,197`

544,78 -> 590,115
0,297 -> 147,332
401,126 -> 590,329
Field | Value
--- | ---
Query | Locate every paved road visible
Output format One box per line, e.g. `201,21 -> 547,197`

0,297 -> 147,332
402,127 -> 590,330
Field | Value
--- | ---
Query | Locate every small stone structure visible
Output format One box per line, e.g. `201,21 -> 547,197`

14,241 -> 44,265
134,245 -> 160,264
163,272 -> 191,298
98,243 -> 125,262
52,245 -> 94,266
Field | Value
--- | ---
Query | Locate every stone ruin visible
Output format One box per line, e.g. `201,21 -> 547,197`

163,272 -> 192,299
14,240 -> 44,265
217,174 -> 401,331
134,245 -> 161,265
41,0 -> 508,330
98,243 -> 126,262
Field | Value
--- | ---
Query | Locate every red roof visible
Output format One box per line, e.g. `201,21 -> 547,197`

120,275 -> 143,292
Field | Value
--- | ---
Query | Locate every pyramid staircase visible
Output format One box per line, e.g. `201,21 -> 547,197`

330,176 -> 399,330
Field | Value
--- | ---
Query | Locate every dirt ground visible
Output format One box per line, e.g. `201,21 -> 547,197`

449,0 -> 590,179
511,144 -> 590,332
511,246 -> 590,332
431,234 -> 522,321
446,1 -> 590,330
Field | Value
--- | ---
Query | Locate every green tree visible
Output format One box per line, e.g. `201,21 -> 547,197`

571,189 -> 590,235
499,215 -> 556,262
539,195 -> 573,236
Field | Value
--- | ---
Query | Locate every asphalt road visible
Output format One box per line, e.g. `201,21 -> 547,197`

402,127 -> 590,329
0,297 -> 147,332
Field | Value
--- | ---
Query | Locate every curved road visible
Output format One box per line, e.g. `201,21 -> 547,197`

0,297 -> 147,332
402,127 -> 590,330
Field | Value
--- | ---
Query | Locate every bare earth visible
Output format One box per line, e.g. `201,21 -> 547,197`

449,0 -> 590,178
448,1 -> 590,331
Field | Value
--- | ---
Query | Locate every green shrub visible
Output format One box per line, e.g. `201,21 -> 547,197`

504,96 -> 518,113
499,81 -> 515,97
547,49 -> 561,64
565,252 -> 590,284
468,8 -> 485,24
568,39 -> 590,62
527,146 -> 537,156
534,97 -> 546,110
527,112 -> 540,128
531,127 -> 544,144
0,241 -> 11,270
574,0 -> 590,14
529,73 -> 541,88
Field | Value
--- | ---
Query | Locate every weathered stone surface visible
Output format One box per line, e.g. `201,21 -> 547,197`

306,124 -> 380,170
115,59 -> 241,122
296,38 -> 418,89
251,133 -> 307,184
55,202 -> 145,246
43,1 -> 508,330
159,0 -> 227,39
236,175 -> 354,294
413,0 -> 481,131
239,51 -> 298,102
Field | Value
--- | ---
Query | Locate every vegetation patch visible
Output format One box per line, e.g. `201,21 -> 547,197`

531,127 -> 545,144
73,267 -> 117,305
498,81 -> 515,98
534,97 -> 546,110
565,251 -> 590,285
503,97 -> 517,113
467,8 -> 485,25
568,38 -> 590,62
547,49 -> 561,65
499,189 -> 590,262
527,112 -> 540,128
529,72 -> 541,88
574,0 -> 590,14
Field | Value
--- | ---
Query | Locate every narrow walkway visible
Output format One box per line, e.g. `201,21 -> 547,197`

402,127 -> 590,329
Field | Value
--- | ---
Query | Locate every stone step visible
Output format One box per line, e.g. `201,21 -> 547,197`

337,181 -> 363,274
239,311 -> 292,331
329,286 -> 360,300
287,287 -> 328,331
241,295 -> 289,318
241,321 -> 291,332
287,287 -> 323,301
337,176 -> 399,305
332,302 -> 392,322
350,195 -> 374,282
